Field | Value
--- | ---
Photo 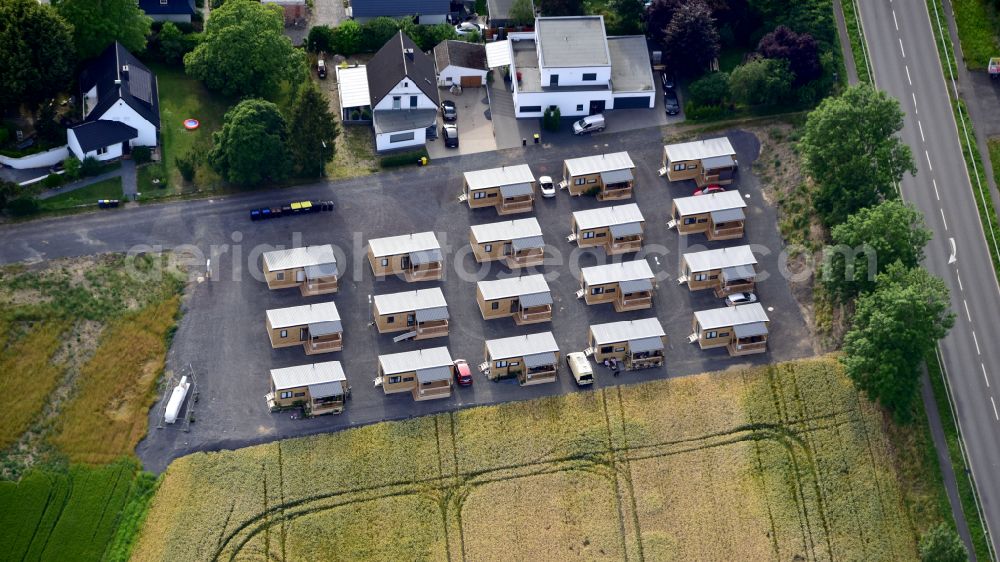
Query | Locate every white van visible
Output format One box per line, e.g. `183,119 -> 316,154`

573,114 -> 605,135
566,352 -> 595,385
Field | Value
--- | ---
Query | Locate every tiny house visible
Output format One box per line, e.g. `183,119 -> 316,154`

560,152 -> 636,200
690,302 -> 769,356
462,164 -> 537,215
469,217 -> 545,268
262,245 -> 339,296
267,361 -> 349,416
372,287 -> 449,341
476,274 -> 553,325
659,137 -> 737,187
377,346 -> 454,401
368,231 -> 444,282
587,317 -> 666,370
483,331 -> 560,385
569,203 -> 645,255
579,259 -> 655,311
679,245 -> 758,297
265,301 -> 343,355
668,190 -> 747,241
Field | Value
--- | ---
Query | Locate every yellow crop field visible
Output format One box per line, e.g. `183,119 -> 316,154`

133,357 -> 923,561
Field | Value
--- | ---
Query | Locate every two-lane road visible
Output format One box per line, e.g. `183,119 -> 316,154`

860,0 -> 1000,554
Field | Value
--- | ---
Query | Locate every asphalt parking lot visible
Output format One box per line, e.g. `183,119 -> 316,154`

127,128 -> 812,472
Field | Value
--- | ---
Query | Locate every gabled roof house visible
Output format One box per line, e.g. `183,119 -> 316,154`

367,31 -> 440,152
350,0 -> 449,24
138,0 -> 196,22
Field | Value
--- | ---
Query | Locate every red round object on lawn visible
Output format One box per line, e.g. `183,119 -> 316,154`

183,119 -> 200,130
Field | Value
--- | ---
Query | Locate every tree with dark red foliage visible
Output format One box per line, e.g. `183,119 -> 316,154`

662,1 -> 720,77
645,0 -> 684,46
757,25 -> 821,84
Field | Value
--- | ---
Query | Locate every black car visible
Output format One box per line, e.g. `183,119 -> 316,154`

664,88 -> 680,116
441,100 -> 457,122
442,124 -> 459,148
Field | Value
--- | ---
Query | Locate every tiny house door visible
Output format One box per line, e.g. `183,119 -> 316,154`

510,298 -> 519,313
401,256 -> 411,269
296,270 -> 306,282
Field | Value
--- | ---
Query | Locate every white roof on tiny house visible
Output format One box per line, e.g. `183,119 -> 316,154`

263,245 -> 337,272
694,302 -> 769,330
374,287 -> 448,314
672,190 -> 747,216
580,259 -> 654,286
369,231 -> 441,257
590,317 -> 665,345
470,218 -> 543,243
379,346 -> 453,375
477,274 -> 551,301
464,164 -> 535,190
564,151 -> 635,177
485,331 -> 559,360
573,203 -> 644,230
270,361 -> 347,391
663,137 -> 735,162
682,245 -> 756,272
266,301 -> 342,333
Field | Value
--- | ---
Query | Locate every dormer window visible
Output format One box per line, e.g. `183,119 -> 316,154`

403,81 -> 409,87
160,0 -> 168,4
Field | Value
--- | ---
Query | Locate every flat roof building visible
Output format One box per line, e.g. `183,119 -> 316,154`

569,203 -> 645,255
262,244 -> 339,296
265,301 -> 343,355
462,164 -> 537,215
691,302 -> 769,356
377,346 -> 454,401
660,137 -> 738,187
560,151 -> 636,200
680,245 -> 758,297
368,231 -> 444,282
668,190 -> 747,241
476,274 -> 553,325
372,288 -> 450,341
578,259 -> 655,312
588,317 -> 666,370
483,331 -> 560,385
469,217 -> 545,268
267,361 -> 349,416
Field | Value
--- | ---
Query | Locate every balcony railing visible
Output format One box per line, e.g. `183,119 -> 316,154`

506,250 -> 544,267
516,306 -> 552,324
710,225 -> 745,239
406,265 -> 443,281
310,400 -> 345,415
302,279 -> 338,295
609,237 -> 643,253
499,197 -> 534,214
730,340 -> 768,355
618,294 -> 652,309
416,321 -> 449,338
413,383 -> 452,400
308,337 -> 342,352
598,184 -> 633,201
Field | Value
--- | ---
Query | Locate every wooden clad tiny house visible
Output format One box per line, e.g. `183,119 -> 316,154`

368,231 -> 443,282
377,346 -> 454,401
579,259 -> 655,312
559,152 -> 636,200
659,137 -> 737,187
483,332 -> 560,385
266,361 -> 350,416
476,274 -> 553,325
265,301 -> 343,355
587,318 -> 666,370
262,245 -> 339,296
569,203 -> 645,255
668,190 -> 747,241
469,218 -> 545,268
691,302 -> 769,356
679,245 -> 758,297
372,288 -> 449,341
462,164 -> 537,215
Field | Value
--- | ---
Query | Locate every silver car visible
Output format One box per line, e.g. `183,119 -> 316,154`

725,292 -> 758,307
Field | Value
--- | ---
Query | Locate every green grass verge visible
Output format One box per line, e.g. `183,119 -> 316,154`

103,472 -> 160,562
839,0 -> 872,84
989,137 -> 1000,187
926,351 -> 994,561
950,0 -> 1000,70
37,177 -> 123,212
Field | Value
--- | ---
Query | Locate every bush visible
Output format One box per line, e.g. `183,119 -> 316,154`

175,151 -> 198,182
132,146 -> 152,165
307,25 -> 335,53
7,197 -> 40,216
728,57 -> 793,106
380,148 -> 429,168
684,102 -> 728,121
43,173 -> 63,189
63,157 -> 81,181
688,72 -> 730,106
80,156 -> 103,177
542,106 -> 561,132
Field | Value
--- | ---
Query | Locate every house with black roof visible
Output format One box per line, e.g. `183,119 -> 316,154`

349,0 -> 449,24
138,0 -> 196,23
67,42 -> 159,162
367,31 -> 440,152
433,40 -> 487,87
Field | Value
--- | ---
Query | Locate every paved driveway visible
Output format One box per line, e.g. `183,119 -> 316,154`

0,127 -> 811,473
427,87 -> 497,159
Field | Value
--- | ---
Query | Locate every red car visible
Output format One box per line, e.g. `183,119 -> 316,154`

453,359 -> 473,386
693,185 -> 725,196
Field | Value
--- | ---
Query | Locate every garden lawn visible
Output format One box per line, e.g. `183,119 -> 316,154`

950,0 -> 1000,70
38,177 -> 123,212
132,357 -> 947,562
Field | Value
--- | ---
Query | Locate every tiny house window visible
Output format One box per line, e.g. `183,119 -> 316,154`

388,376 -> 402,384
473,191 -> 486,199
381,258 -> 389,267
683,217 -> 697,225
496,360 -> 508,368
276,272 -> 285,281
280,330 -> 288,338
280,391 -> 293,399
491,302 -> 500,310
600,346 -> 613,354
574,178 -> 586,185
386,316 -> 394,324
694,273 -> 708,281
583,231 -> 595,239
403,376 -> 414,382
591,287 -> 604,295
672,163 -> 685,171
294,392 -> 306,397
706,331 -> 718,339
484,244 -> 492,252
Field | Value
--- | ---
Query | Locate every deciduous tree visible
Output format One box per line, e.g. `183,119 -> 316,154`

757,25 -> 821,84
286,84 -> 338,178
841,263 -> 954,422
538,0 -> 583,17
663,1 -> 720,77
607,0 -> 646,35
823,200 -> 932,301
184,0 -> 305,98
0,0 -> 75,110
918,524 -> 968,562
688,71 -> 730,106
509,0 -> 535,26
56,0 -> 152,60
800,85 -> 916,227
727,57 -> 792,105
646,0 -> 684,46
209,99 -> 289,186
155,22 -> 197,65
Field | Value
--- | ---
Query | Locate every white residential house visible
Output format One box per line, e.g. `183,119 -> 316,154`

485,16 -> 655,118
434,40 -> 488,87
367,31 -> 440,152
68,42 -> 159,162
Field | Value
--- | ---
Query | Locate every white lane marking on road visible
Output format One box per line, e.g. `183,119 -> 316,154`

941,208 -> 949,230
905,65 -> 912,85
957,272 -> 964,291
949,238 -> 958,264
899,37 -> 906,58
932,178 -> 940,200
918,120 -> 925,141
992,397 -> 999,421
973,331 -> 981,355
925,149 -> 933,171
893,10 -> 899,30
983,363 -> 990,387
964,299 -> 972,322
912,92 -> 918,114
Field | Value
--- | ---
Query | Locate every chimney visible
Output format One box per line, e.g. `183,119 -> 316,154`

404,48 -> 414,60
121,64 -> 129,81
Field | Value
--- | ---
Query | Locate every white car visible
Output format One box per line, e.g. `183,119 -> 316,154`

455,22 -> 484,36
725,292 -> 758,307
539,175 -> 555,198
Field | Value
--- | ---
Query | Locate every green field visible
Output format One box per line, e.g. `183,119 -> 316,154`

38,177 -> 124,212
950,0 -> 1000,69
132,357 -> 940,561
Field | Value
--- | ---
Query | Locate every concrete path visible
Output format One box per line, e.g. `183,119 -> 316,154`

833,0 -> 861,84
120,159 -> 137,199
37,167 -> 123,200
